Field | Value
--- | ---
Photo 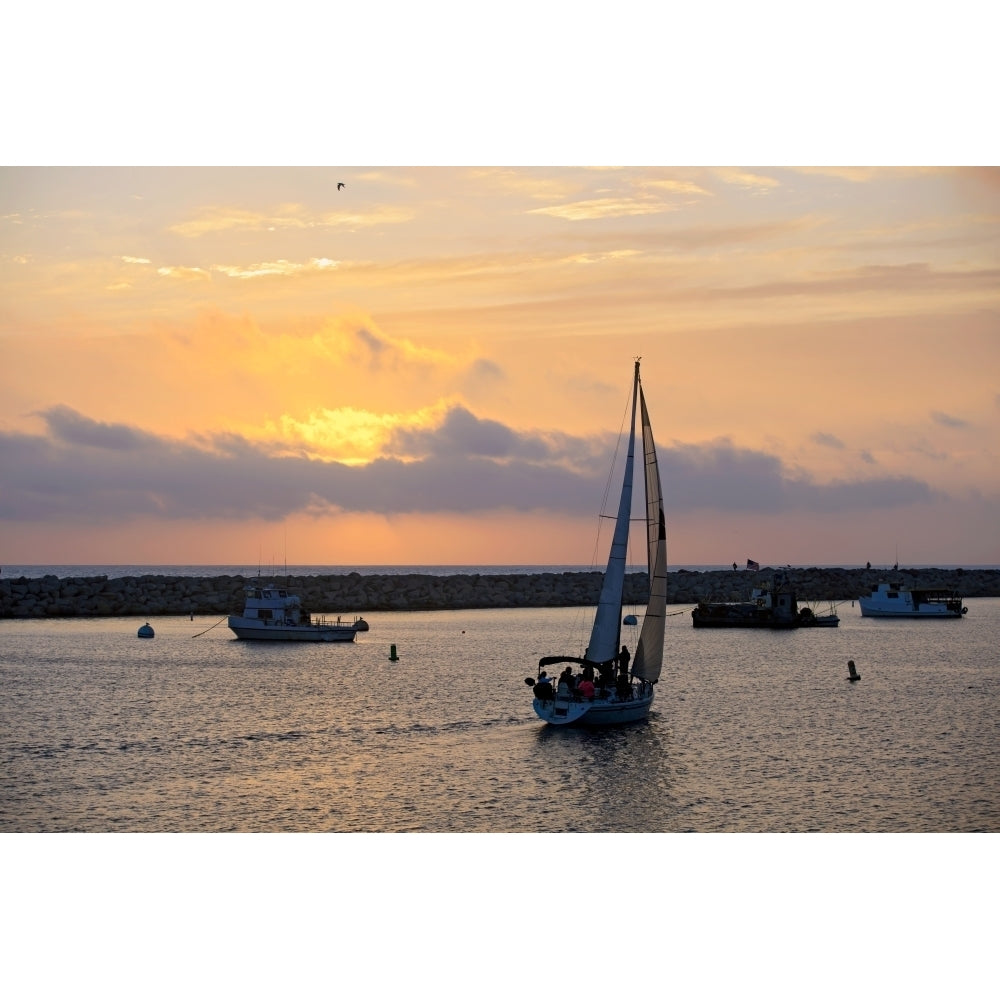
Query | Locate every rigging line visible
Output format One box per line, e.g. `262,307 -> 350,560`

192,616 -> 228,638
589,370 -> 639,571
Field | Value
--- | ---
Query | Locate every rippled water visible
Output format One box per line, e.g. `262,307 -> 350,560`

2,600 -> 998,832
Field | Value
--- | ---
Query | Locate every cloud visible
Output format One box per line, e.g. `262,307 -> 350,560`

36,405 -> 159,450
662,439 -> 939,514
642,179 -> 710,196
387,406 -> 556,461
348,326 -> 456,373
528,197 -> 678,221
931,410 -> 970,429
811,431 -> 845,449
788,166 -> 943,184
466,357 -> 505,383
711,168 -> 781,191
213,258 -> 338,279
704,263 -> 1000,302
465,168 -> 580,201
156,265 -> 210,281
168,204 -> 413,237
355,327 -> 390,364
563,250 -> 642,265
0,407 -> 954,527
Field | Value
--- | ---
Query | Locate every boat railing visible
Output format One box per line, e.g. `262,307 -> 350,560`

551,680 -> 639,703
308,614 -> 365,628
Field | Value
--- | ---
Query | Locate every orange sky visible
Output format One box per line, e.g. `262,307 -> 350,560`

2,165 -> 997,567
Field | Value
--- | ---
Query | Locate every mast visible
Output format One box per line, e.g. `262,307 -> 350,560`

587,359 -> 640,664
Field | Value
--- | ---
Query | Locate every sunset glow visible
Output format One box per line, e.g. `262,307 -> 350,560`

2,166 -> 998,566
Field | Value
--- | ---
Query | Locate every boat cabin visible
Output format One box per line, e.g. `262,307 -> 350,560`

240,584 -> 306,625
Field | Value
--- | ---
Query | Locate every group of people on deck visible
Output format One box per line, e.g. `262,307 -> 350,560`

534,645 -> 634,702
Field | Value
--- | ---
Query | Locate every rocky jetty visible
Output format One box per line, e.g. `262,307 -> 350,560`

1,567 -> 998,619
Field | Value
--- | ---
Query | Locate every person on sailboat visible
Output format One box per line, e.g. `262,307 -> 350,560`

617,645 -> 630,680
615,669 -> 631,700
597,659 -> 615,693
533,671 -> 555,701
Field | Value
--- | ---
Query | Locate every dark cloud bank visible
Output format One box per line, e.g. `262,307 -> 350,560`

0,405 -> 938,524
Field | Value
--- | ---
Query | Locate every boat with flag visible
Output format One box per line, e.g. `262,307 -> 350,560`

691,568 -> 840,628
523,358 -> 665,725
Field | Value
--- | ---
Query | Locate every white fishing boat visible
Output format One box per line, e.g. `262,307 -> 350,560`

858,581 -> 967,619
524,358 -> 665,726
228,581 -> 369,641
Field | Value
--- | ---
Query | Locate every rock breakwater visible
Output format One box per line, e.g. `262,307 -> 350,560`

1,567 -> 998,619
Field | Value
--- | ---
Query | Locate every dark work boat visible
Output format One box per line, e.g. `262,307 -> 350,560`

691,569 -> 839,629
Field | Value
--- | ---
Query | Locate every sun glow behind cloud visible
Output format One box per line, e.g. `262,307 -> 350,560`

258,402 -> 458,464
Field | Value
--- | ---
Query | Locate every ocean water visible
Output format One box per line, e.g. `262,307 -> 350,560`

3,563 -> 639,579
4,562 -> 996,579
2,599 -> 998,833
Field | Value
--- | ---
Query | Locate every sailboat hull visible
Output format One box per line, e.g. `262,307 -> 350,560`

532,687 -> 654,726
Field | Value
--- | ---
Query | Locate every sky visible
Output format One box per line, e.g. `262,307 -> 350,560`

2,164 -> 997,567
2,5 -> 998,569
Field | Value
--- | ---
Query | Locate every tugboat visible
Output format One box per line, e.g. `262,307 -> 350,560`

691,569 -> 839,629
228,581 -> 369,641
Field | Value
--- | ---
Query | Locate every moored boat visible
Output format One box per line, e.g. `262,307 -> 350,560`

228,581 -> 369,641
523,358 -> 664,726
691,570 -> 839,628
858,581 -> 967,618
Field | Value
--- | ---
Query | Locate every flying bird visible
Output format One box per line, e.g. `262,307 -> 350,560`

337,182 -> 345,190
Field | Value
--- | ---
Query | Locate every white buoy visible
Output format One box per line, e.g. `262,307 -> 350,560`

847,659 -> 860,681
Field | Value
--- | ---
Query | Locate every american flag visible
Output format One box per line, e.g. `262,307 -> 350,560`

746,559 -> 760,571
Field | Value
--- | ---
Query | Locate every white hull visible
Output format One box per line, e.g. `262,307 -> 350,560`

858,605 -> 964,619
228,616 -> 360,642
532,686 -> 654,726
858,583 -> 966,619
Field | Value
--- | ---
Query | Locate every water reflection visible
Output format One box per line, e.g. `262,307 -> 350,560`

531,712 -> 679,831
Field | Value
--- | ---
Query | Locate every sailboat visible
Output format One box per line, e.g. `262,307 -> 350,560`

524,358 -> 666,725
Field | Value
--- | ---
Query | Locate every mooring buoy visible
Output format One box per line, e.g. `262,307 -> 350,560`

389,644 -> 398,661
847,659 -> 860,682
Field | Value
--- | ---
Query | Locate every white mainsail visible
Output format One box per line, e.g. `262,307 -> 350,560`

586,363 -> 640,664
631,382 -> 666,683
